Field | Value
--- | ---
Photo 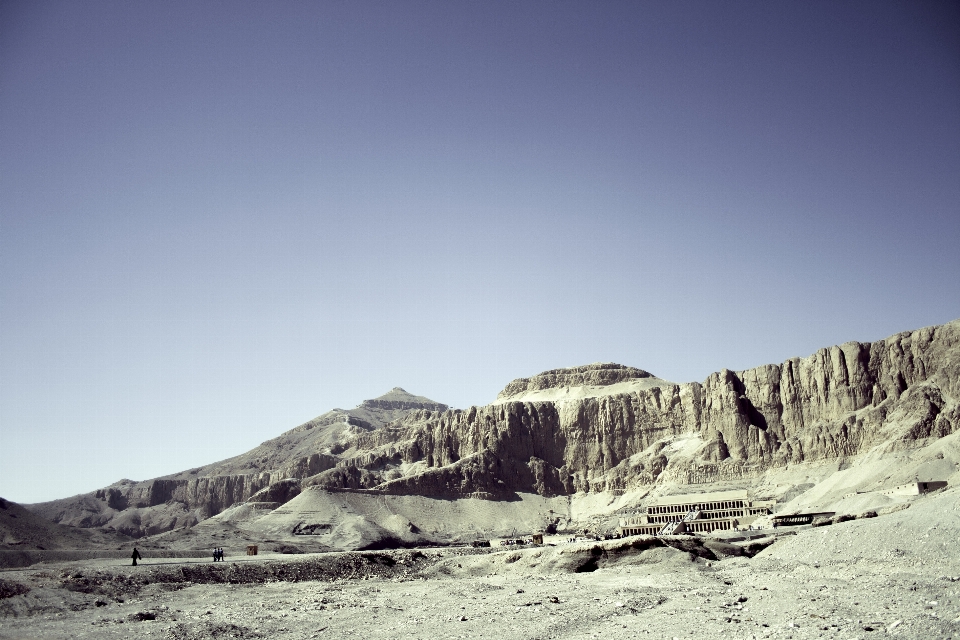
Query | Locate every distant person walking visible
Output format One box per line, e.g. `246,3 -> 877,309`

213,547 -> 218,562
131,548 -> 141,566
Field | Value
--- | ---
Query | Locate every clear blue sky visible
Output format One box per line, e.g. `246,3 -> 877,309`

1,1 -> 958,504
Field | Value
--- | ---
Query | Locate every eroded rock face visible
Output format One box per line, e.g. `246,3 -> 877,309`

30,474 -> 270,537
28,320 -> 960,537
27,388 -> 448,537
317,320 -> 960,496
359,387 -> 448,413
1,496 -> 132,549
247,478 -> 302,505
496,363 -> 654,401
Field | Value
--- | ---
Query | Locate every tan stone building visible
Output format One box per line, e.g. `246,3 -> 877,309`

618,489 -> 775,536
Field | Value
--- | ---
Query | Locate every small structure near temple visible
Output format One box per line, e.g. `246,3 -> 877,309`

770,512 -> 836,527
881,480 -> 948,497
618,489 -> 775,536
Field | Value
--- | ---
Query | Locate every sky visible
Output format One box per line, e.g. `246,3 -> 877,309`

1,1 -> 958,504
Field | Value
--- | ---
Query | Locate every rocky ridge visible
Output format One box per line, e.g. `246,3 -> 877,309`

26,320 -> 960,539
26,388 -> 448,538
496,363 -> 654,399
306,320 -> 959,499
0,497 -> 130,551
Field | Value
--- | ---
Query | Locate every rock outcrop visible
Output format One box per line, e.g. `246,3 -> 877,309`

358,387 -> 448,413
310,321 -> 960,496
27,320 -> 960,537
0,497 -> 130,550
496,364 -> 654,400
27,388 -> 447,537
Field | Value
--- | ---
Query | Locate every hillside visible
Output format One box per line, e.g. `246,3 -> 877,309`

26,320 -> 960,545
307,319 -> 959,499
27,388 -> 448,537
0,497 -> 130,550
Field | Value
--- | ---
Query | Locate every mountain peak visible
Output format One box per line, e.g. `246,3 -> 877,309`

360,388 -> 448,412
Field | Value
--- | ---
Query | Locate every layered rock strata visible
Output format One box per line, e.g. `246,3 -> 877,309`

28,320 -> 960,537
496,364 -> 654,399
309,321 -> 959,496
28,389 -> 447,537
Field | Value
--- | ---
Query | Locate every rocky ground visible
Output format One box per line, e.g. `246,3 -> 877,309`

2,487 -> 959,640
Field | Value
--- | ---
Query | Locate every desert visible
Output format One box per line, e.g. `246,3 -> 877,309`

2,320 -> 960,639
1,489 -> 959,639
5,3 -> 959,639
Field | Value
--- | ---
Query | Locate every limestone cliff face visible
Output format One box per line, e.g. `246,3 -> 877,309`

496,364 -> 654,400
310,320 -> 960,497
29,320 -> 960,536
358,388 -> 448,413
28,388 -> 446,537
30,473 -> 279,537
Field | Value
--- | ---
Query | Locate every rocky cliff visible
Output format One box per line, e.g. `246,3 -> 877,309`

0,497 -> 131,550
308,320 -> 960,497
496,364 -> 655,399
28,320 -> 960,537
27,388 -> 447,537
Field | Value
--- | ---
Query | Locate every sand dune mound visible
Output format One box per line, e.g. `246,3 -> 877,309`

758,485 -> 960,572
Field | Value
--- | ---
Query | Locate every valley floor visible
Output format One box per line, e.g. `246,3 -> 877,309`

2,487 -> 960,640
0,544 -> 957,640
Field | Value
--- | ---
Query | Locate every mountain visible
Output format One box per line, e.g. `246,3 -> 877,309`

304,320 -> 958,499
27,320 -> 960,544
27,388 -> 447,537
0,497 -> 130,550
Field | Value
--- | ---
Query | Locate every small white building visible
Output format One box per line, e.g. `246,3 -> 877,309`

881,480 -> 948,497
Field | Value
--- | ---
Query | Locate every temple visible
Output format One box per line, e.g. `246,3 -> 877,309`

618,489 -> 775,536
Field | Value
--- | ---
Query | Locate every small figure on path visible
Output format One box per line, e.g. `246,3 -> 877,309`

131,548 -> 142,566
213,548 -> 218,562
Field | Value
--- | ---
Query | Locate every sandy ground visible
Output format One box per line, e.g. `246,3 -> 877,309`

0,547 -> 956,640
2,488 -> 959,640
